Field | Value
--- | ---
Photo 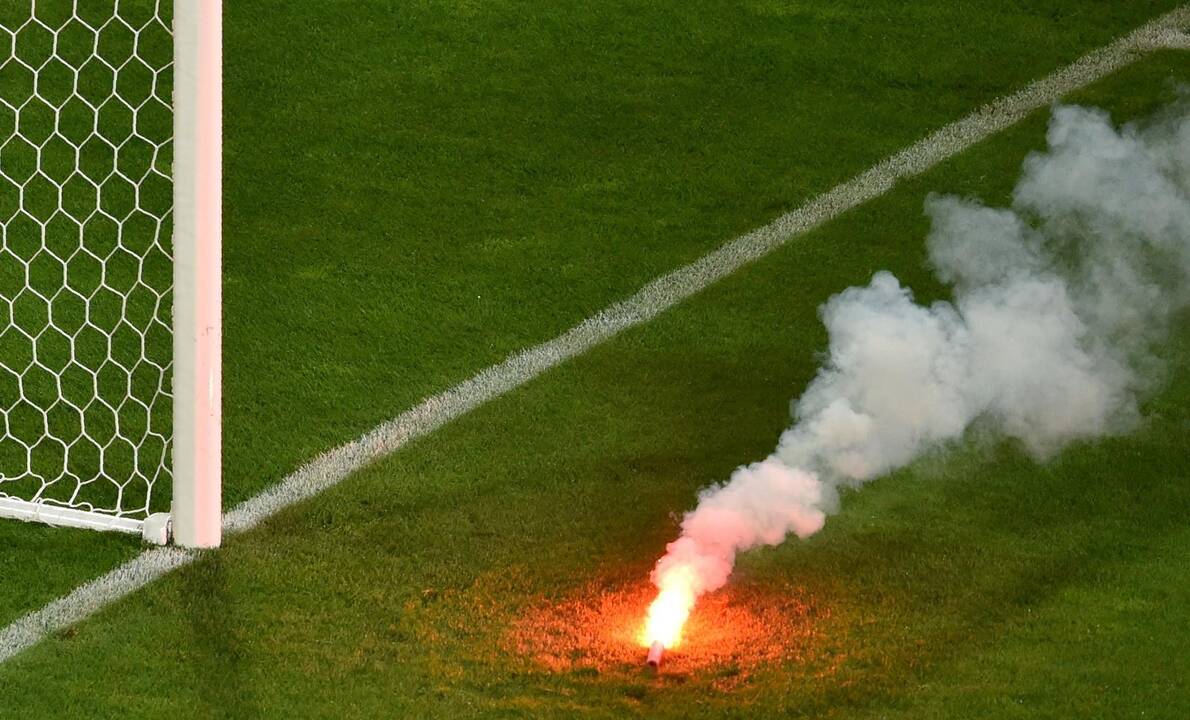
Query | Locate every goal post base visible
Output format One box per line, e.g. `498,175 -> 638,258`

0,497 -> 174,545
143,513 -> 173,546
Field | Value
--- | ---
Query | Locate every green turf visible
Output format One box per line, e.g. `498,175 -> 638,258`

216,0 -> 1187,512
2,0 -> 1185,636
1,27 -> 1188,719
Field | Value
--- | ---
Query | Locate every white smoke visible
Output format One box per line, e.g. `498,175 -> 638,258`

652,101 -> 1190,600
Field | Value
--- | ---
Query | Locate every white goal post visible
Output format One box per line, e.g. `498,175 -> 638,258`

172,0 -> 221,548
0,1 -> 221,547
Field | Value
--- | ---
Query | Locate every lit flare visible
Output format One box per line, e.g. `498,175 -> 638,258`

641,565 -> 697,655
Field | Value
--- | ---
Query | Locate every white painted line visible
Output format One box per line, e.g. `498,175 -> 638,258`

0,548 -> 191,662
1,6 -> 1187,667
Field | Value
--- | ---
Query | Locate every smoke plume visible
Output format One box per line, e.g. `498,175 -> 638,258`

652,101 -> 1190,602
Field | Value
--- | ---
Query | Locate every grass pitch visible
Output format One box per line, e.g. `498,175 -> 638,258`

1,1 -> 1188,718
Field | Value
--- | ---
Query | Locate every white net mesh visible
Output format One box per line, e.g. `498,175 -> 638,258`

0,1 -> 173,520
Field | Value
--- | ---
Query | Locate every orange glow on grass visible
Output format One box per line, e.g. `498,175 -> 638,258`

640,566 -> 697,649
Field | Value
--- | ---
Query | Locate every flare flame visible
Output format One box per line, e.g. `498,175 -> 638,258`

640,565 -> 697,649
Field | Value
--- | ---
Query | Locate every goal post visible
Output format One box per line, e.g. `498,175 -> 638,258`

0,1 -> 221,547
172,1 -> 222,549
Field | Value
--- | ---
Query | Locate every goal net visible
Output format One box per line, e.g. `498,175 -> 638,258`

0,1 -> 220,547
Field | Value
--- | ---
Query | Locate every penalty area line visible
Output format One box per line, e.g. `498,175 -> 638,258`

2,6 -> 1188,667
